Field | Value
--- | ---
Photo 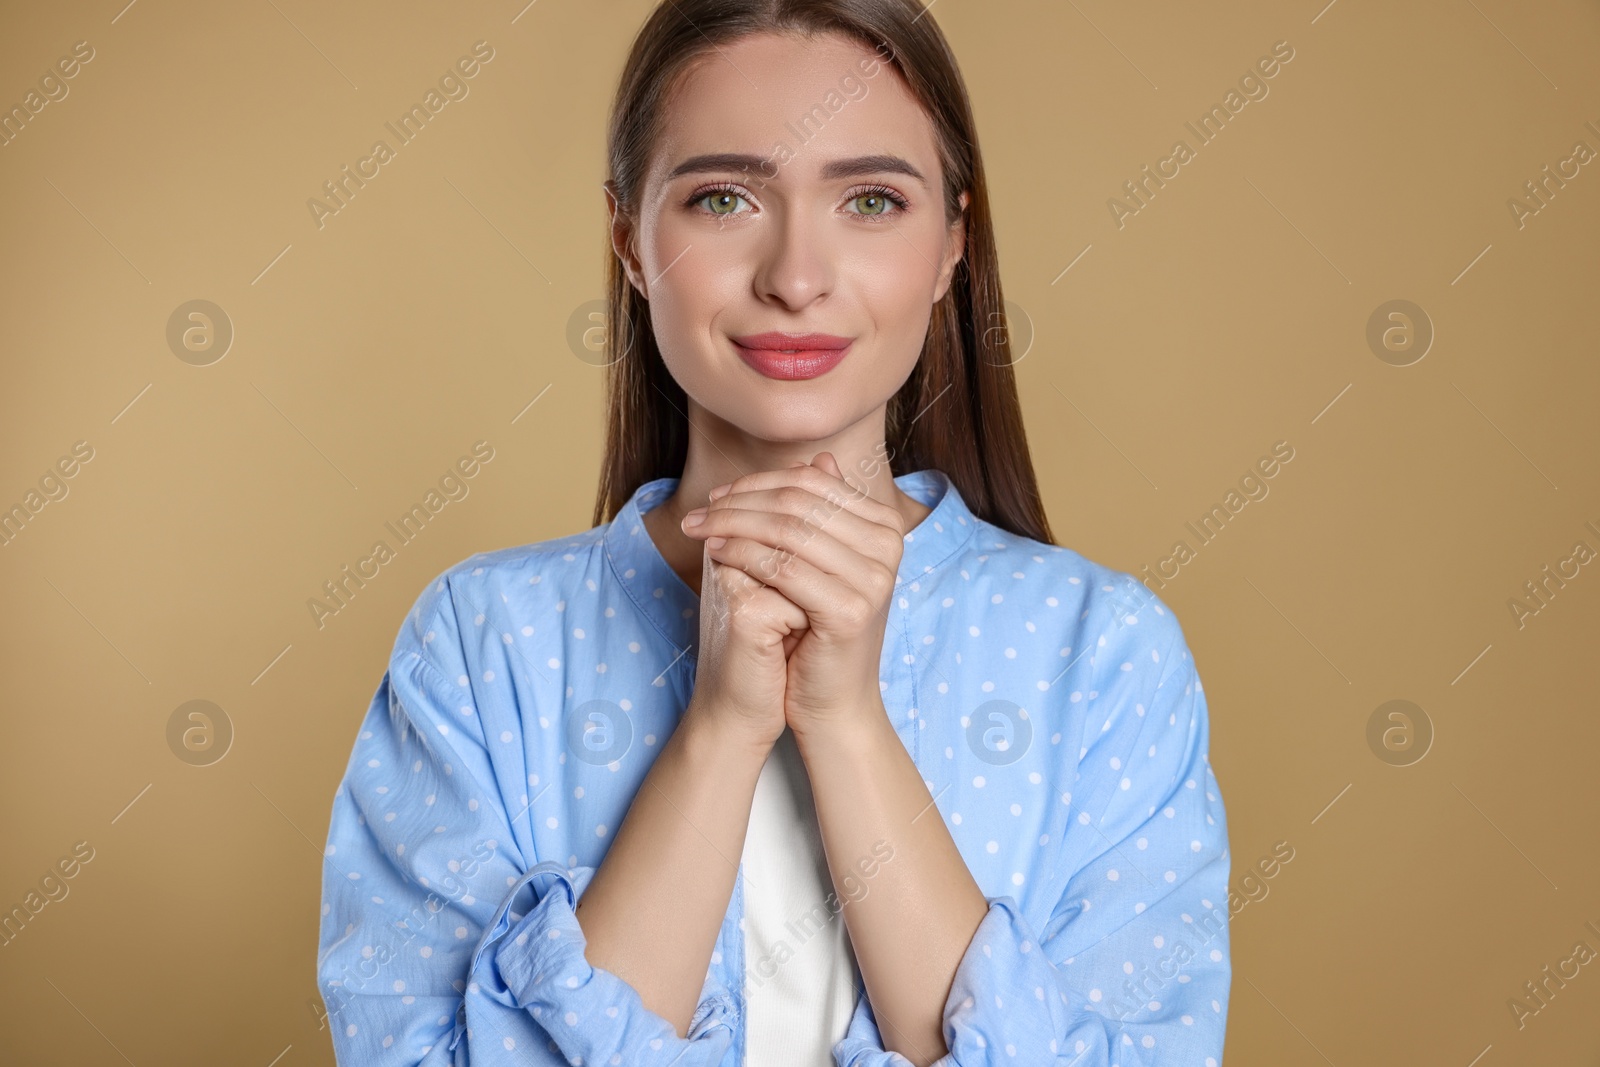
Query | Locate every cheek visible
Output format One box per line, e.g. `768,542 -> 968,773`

852,247 -> 929,303
846,247 -> 936,365
644,251 -> 744,358
638,203 -> 734,315
852,215 -> 946,301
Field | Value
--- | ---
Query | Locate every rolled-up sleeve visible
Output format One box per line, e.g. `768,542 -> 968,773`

834,624 -> 1230,1066
316,586 -> 739,1065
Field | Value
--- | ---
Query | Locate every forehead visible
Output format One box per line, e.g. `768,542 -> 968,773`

649,30 -> 940,188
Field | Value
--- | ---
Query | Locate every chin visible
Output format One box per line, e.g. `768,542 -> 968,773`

718,394 -> 861,445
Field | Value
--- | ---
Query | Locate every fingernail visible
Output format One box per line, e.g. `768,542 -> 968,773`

709,482 -> 732,500
706,536 -> 727,549
682,507 -> 706,528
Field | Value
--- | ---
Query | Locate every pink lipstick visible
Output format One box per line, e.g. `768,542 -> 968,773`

730,332 -> 854,381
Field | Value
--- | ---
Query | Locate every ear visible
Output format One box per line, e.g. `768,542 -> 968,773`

933,189 -> 970,304
604,180 -> 649,300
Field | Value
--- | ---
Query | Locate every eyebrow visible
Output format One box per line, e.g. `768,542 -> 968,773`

664,152 -> 927,185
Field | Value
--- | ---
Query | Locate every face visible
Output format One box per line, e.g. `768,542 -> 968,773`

609,31 -> 968,444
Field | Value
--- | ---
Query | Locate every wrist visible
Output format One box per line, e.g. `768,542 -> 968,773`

679,699 -> 779,766
789,701 -> 898,766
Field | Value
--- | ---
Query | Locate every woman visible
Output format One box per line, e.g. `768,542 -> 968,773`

317,2 -> 1231,1064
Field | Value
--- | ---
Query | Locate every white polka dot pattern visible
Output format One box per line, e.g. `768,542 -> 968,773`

315,469 -> 1231,1066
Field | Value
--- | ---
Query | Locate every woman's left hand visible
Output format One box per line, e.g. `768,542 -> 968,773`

679,451 -> 906,738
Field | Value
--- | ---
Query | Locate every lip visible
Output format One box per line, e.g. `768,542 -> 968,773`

730,332 -> 854,381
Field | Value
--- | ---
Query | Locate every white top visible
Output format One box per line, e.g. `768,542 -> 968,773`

740,727 -> 862,1065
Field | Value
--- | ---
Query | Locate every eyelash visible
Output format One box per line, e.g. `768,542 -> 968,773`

685,182 -> 911,222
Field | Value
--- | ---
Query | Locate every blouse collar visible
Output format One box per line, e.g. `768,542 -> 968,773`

602,468 -> 978,659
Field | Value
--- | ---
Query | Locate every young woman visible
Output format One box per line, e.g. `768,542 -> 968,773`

317,2 -> 1231,1065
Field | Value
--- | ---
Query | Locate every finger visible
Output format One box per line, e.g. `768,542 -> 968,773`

707,465 -> 904,543
703,548 -> 810,636
689,481 -> 902,577
698,479 -> 882,543
811,451 -> 845,481
704,533 -> 879,629
688,501 -> 890,591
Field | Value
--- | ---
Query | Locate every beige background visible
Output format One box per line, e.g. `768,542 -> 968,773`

3,0 -> 1598,1063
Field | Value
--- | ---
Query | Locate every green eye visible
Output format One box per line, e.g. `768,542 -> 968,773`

700,191 -> 746,215
843,185 -> 909,218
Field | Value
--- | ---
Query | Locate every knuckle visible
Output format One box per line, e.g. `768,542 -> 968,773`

796,467 -> 830,494
777,513 -> 810,547
713,555 -> 751,588
752,548 -> 784,580
887,546 -> 907,573
839,597 -> 873,628
872,562 -> 898,599
747,546 -> 779,579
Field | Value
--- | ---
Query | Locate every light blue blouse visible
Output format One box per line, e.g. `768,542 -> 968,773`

317,468 -> 1232,1066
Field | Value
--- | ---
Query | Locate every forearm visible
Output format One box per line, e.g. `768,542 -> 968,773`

576,702 -> 771,1036
794,708 -> 990,1067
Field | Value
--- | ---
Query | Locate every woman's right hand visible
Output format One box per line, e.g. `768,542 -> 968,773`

684,524 -> 805,750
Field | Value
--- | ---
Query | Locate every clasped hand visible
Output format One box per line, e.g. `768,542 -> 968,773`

680,451 -> 905,738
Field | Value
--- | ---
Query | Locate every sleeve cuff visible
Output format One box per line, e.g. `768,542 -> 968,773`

834,896 -> 1072,1067
469,860 -> 738,1066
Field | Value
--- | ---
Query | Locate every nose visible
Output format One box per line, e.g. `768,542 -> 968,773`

751,205 -> 836,311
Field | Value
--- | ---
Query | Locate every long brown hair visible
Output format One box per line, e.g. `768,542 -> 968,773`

592,0 -> 1054,546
